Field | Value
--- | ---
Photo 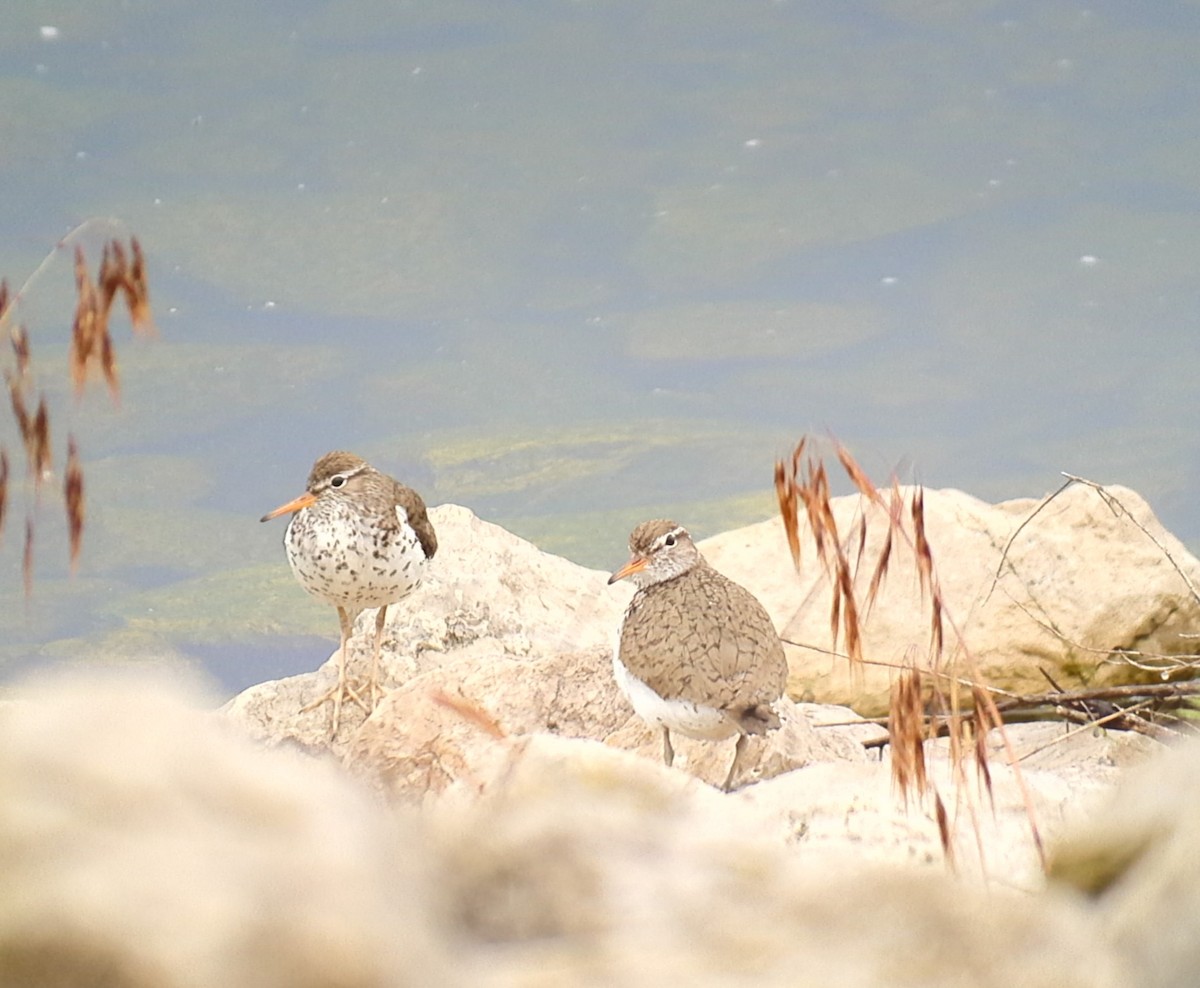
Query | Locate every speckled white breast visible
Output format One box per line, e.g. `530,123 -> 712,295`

284,503 -> 428,610
611,647 -> 738,742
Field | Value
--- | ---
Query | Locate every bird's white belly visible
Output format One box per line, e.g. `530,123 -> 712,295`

285,506 -> 427,609
611,650 -> 737,741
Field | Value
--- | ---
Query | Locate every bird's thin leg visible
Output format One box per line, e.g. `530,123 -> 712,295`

301,606 -> 369,736
662,727 -> 675,767
331,605 -> 354,734
369,604 -> 389,709
722,733 -> 750,793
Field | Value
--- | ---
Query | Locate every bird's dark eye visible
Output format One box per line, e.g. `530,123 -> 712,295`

330,473 -> 348,488
663,533 -> 677,547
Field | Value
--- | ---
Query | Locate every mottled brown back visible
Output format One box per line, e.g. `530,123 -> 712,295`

619,560 -> 787,715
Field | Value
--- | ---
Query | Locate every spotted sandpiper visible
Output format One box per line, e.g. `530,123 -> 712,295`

261,451 -> 437,735
608,519 -> 788,791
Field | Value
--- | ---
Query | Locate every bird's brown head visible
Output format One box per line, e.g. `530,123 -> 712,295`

260,451 -> 372,522
607,519 -> 701,588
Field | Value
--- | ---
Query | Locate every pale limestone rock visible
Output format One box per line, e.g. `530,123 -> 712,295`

603,696 -> 867,791
0,671 -> 454,988
343,665 -> 863,801
738,721 -> 1154,890
226,504 -> 633,751
344,645 -> 629,800
702,484 -> 1200,715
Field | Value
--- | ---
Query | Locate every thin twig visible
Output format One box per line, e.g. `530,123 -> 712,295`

985,477 -> 1074,603
1061,472 -> 1200,606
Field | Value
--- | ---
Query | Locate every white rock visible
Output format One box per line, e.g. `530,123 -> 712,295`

701,484 -> 1200,715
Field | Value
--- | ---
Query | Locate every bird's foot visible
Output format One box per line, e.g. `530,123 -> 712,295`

301,676 -> 372,737
366,673 -> 392,711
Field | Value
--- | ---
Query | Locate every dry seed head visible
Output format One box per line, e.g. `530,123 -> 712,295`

65,435 -> 85,572
8,374 -> 30,445
22,516 -> 33,600
430,689 -> 507,740
10,324 -> 29,378
31,397 -> 51,484
0,450 -> 7,539
837,442 -> 880,503
127,237 -> 154,334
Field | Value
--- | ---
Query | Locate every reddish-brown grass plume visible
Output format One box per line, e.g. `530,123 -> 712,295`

775,436 -> 1044,869
0,450 -> 8,539
65,436 -> 85,573
69,236 -> 149,403
31,397 -> 51,484
0,228 -> 156,594
888,665 -> 929,805
70,245 -> 100,397
430,689 -> 507,740
22,517 -> 34,601
126,237 -> 155,334
10,324 -> 29,378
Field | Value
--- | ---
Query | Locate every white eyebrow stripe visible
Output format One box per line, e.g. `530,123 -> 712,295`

656,526 -> 688,549
327,464 -> 368,487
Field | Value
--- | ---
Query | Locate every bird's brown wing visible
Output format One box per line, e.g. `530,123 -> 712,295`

619,567 -> 786,710
393,480 -> 437,559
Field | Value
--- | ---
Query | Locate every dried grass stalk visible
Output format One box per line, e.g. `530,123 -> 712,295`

0,229 -> 154,586
31,397 -> 51,484
934,793 -> 955,870
0,450 -> 7,539
837,442 -> 880,503
67,236 -> 152,402
65,435 -> 84,572
22,516 -> 33,600
430,688 -> 507,740
774,458 -> 801,569
10,324 -> 29,379
775,436 -> 1045,871
70,245 -> 100,397
7,373 -> 30,447
126,237 -> 155,334
99,327 -> 120,403
888,666 -> 929,804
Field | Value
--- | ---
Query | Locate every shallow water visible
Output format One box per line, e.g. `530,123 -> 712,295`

1,2 -> 1198,695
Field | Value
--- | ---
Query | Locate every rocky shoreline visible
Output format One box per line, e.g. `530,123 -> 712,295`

5,486 -> 1200,985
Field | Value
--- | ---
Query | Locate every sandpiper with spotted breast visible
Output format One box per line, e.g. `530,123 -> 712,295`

608,519 -> 788,791
261,451 -> 437,735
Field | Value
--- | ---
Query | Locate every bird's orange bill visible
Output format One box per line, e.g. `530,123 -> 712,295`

608,555 -> 647,585
260,491 -> 317,522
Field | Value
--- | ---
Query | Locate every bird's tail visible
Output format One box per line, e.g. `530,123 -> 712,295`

738,702 -> 780,735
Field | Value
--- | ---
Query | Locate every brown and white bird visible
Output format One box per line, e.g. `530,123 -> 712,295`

608,519 -> 788,791
261,451 -> 437,735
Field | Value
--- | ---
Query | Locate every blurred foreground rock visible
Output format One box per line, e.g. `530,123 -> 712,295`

0,672 -> 455,988
2,671 -> 1183,987
1050,739 -> 1200,988
442,732 -> 1136,988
